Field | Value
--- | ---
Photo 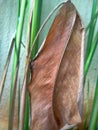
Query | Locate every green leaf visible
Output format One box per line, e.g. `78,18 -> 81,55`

30,0 -> 42,58
89,77 -> 98,130
24,92 -> 29,130
8,0 -> 27,130
0,37 -> 15,100
85,0 -> 97,62
84,30 -> 98,79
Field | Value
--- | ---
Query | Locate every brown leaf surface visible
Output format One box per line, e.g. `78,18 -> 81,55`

28,1 -> 84,130
53,15 -> 84,130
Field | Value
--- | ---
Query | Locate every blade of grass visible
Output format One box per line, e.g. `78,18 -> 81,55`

0,0 -> 21,101
8,0 -> 27,130
89,77 -> 98,130
19,64 -> 29,130
8,64 -> 19,130
21,1 -> 42,129
24,1 -> 42,129
30,0 -> 42,58
86,11 -> 98,30
91,0 -> 97,20
22,0 -> 31,128
85,0 -> 97,62
19,0 -> 34,129
83,80 -> 90,130
0,37 -> 15,100
23,2 -> 31,130
24,92 -> 29,130
18,80 -> 20,130
19,0 -> 33,130
18,0 -> 21,17
84,1 -> 98,129
84,30 -> 98,79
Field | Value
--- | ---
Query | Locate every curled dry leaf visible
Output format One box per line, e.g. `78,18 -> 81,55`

28,1 -> 85,130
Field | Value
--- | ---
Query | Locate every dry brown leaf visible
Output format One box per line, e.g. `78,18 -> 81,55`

28,1 -> 85,130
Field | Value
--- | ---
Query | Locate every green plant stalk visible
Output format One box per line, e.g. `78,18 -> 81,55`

18,80 -> 20,130
86,11 -> 98,30
23,16 -> 30,130
23,1 -> 31,130
0,37 -> 15,100
84,31 -> 98,79
9,65 -> 19,130
23,0 -> 42,129
24,92 -> 29,130
85,0 -> 97,62
19,0 -> 34,129
83,80 -> 90,130
84,1 -> 98,128
89,78 -> 98,130
91,0 -> 97,20
30,0 -> 42,58
18,0 -> 21,17
8,0 -> 27,130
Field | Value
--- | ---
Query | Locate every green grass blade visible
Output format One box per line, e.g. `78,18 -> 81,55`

18,80 -> 20,130
8,65 -> 19,130
30,0 -> 42,58
89,77 -> 98,130
18,0 -> 21,17
19,65 -> 29,130
20,1 -> 42,129
0,37 -> 15,100
8,0 -> 27,130
19,0 -> 34,129
83,80 -> 90,130
86,11 -> 98,30
85,0 -> 97,62
84,30 -> 98,79
91,0 -> 97,20
24,92 -> 29,130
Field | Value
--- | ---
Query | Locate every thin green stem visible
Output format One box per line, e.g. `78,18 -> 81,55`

30,0 -> 42,58
84,31 -> 98,79
8,0 -> 27,130
85,0 -> 97,62
89,78 -> 98,130
86,11 -> 98,30
24,92 -> 29,130
8,65 -> 19,130
83,80 -> 90,130
18,80 -> 20,130
24,1 -> 42,129
0,37 -> 15,100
